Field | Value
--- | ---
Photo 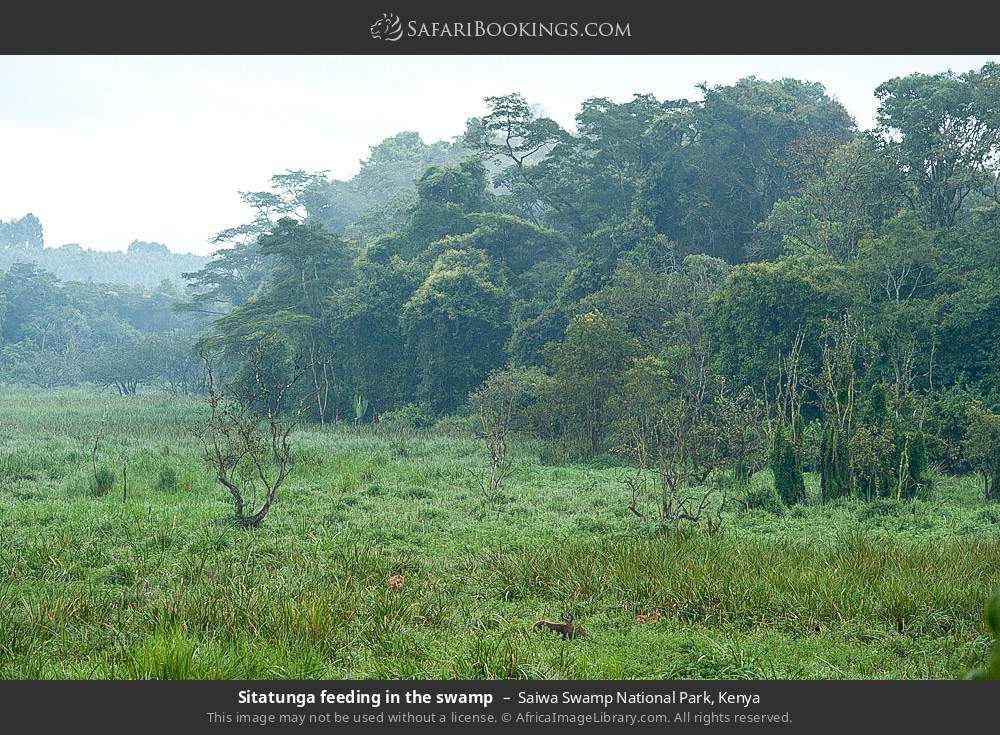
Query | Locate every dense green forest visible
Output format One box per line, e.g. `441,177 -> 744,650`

5,66 -> 1000,503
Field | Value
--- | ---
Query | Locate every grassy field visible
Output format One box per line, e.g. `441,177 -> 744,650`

1,388 -> 999,679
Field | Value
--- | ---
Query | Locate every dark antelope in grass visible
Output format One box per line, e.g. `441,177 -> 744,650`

533,617 -> 587,639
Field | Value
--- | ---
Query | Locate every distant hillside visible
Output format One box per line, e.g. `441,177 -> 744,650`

1,214 -> 208,287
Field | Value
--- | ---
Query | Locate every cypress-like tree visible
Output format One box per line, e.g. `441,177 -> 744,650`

771,424 -> 805,505
791,411 -> 806,471
820,421 -> 852,502
894,430 -> 932,500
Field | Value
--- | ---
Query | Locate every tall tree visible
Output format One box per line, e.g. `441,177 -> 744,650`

207,219 -> 353,424
876,63 -> 1000,227
643,77 -> 855,262
402,249 -> 512,413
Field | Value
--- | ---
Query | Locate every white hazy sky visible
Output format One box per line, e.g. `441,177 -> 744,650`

1,55 -> 996,255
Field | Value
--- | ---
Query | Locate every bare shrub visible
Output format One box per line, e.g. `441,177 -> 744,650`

194,340 -> 306,528
468,367 -> 546,515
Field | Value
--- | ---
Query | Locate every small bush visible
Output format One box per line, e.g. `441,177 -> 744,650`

857,498 -> 902,521
155,465 -> 179,493
968,591 -> 1000,680
742,481 -> 785,515
378,403 -> 434,432
975,506 -> 1000,525
469,365 -> 555,437
582,454 -> 625,470
91,465 -> 116,496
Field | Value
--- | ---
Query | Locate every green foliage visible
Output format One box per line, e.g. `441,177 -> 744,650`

353,394 -> 370,425
402,249 -> 511,414
155,465 -> 179,493
10,64 -> 1000,448
2,389 -> 1000,679
0,262 -> 206,390
469,366 -> 553,437
850,424 -> 897,500
896,431 -> 932,501
963,405 -> 1000,501
0,220 -> 207,287
755,136 -> 905,262
0,213 -> 43,249
856,498 -> 903,521
562,214 -> 671,299
820,421 -> 852,502
924,383 -> 978,472
91,465 -> 116,497
378,403 -> 435,432
798,419 -> 823,473
771,425 -> 806,505
610,355 -> 675,463
643,77 -> 854,263
876,63 -> 1000,228
310,132 -> 470,237
545,311 -> 639,457
968,591 -> 1000,680
742,479 -> 786,516
714,387 -> 769,486
464,92 -> 569,225
705,256 -> 854,391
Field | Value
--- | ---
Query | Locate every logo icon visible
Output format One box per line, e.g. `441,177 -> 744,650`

370,13 -> 403,42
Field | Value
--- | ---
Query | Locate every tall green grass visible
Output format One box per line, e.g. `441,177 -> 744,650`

0,387 -> 998,678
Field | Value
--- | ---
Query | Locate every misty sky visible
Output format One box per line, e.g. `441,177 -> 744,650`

1,55 -> 995,255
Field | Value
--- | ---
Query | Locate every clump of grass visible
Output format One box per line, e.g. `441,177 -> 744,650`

453,635 -> 529,679
155,465 -> 179,493
3,388 -> 1000,680
742,482 -> 785,515
0,449 -> 38,483
975,506 -> 1000,525
91,465 -> 116,496
857,498 -> 902,520
124,625 -> 199,679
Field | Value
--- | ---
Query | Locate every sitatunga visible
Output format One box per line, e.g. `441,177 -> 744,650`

533,619 -> 586,639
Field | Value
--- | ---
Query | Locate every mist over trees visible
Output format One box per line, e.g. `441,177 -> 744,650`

0,215 -> 210,288
0,263 -> 209,393
0,213 -> 44,249
5,65 -> 1000,501
0,132 -> 466,290
307,131 -> 470,237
